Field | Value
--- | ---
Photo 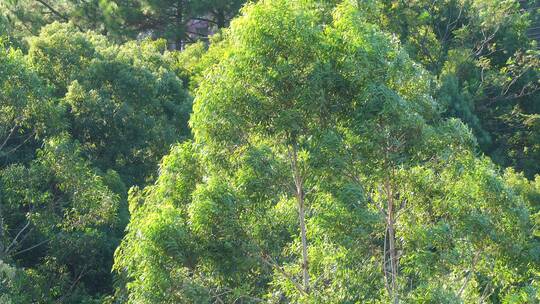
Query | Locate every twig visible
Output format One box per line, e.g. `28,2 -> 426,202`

4,220 -> 31,254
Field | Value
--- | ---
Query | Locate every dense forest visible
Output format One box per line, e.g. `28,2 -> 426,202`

0,0 -> 539,303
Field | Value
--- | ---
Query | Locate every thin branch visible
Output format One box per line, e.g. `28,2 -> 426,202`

35,0 -> 83,31
0,123 -> 19,151
1,131 -> 35,157
4,220 -> 31,254
482,84 -> 539,105
12,238 -> 49,256
57,264 -> 88,303
35,0 -> 69,22
479,281 -> 493,303
259,253 -> 307,295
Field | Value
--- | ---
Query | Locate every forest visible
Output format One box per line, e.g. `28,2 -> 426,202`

0,0 -> 539,303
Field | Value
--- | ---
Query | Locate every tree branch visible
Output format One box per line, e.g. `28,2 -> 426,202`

12,238 -> 49,257
259,253 -> 307,295
4,220 -> 31,255
35,0 -> 83,31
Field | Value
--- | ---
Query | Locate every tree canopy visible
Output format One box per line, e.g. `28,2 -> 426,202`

115,0 -> 540,303
0,21 -> 191,303
0,0 -> 539,303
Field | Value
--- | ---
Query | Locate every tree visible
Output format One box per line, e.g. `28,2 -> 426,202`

0,0 -> 247,48
0,39 -> 63,165
27,22 -> 192,185
377,0 -> 540,178
95,0 -> 246,47
115,1 -> 539,302
0,135 -> 121,303
2,0 -> 538,302
0,0 -> 105,40
0,22 -> 193,303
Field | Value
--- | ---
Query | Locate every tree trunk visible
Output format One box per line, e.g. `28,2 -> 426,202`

176,0 -> 184,50
0,205 -> 4,258
386,179 -> 399,304
387,213 -> 399,304
290,143 -> 310,292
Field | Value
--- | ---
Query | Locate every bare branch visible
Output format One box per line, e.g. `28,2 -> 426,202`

4,220 -> 31,254
0,123 -> 19,151
12,238 -> 49,257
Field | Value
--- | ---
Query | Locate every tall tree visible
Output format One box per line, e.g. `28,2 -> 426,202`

0,0 -> 105,39
115,1 -> 539,302
27,22 -> 192,185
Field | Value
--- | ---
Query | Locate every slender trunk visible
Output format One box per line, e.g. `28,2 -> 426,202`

387,212 -> 398,304
176,0 -> 184,50
383,223 -> 390,294
298,186 -> 309,291
385,178 -> 399,304
0,204 -> 4,258
290,143 -> 310,292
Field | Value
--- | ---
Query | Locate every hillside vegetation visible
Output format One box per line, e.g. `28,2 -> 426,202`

0,0 -> 539,303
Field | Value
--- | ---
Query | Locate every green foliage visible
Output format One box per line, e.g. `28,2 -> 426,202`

1,0 -> 247,47
396,154 -> 537,302
0,260 -> 17,304
27,22 -> 191,185
0,135 -> 121,303
114,142 -> 209,304
102,0 -> 246,45
378,0 -> 540,178
0,16 -> 192,304
116,1 -> 540,303
1,0 -> 539,303
0,39 -> 63,164
0,0 -> 108,44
